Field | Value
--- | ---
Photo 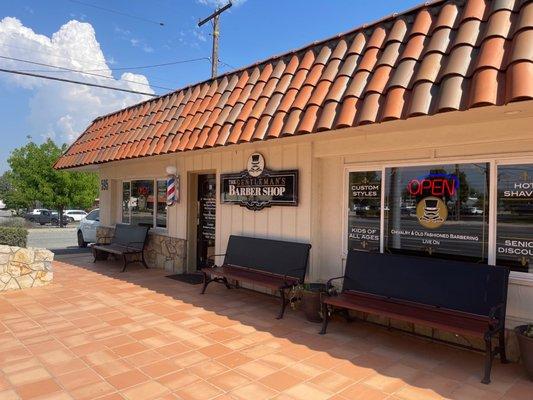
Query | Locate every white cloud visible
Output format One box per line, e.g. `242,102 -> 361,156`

193,30 -> 207,42
0,17 -> 154,144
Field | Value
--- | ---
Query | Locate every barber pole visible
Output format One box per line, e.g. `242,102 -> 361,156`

166,175 -> 177,206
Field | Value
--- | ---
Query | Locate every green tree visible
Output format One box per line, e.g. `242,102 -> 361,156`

7,139 -> 98,226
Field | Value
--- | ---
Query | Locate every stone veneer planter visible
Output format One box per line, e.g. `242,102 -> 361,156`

0,245 -> 54,291
96,226 -> 186,272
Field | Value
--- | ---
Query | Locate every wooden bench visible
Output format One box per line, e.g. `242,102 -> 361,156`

92,224 -> 150,272
320,251 -> 510,384
201,235 -> 311,319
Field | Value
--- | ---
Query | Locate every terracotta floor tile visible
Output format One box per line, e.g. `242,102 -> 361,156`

15,378 -> 62,399
156,370 -> 200,391
230,382 -> 278,400
188,360 -> 228,379
283,382 -> 331,400
121,380 -> 170,400
197,344 -> 233,358
0,389 -> 20,400
234,360 -> 279,380
123,350 -> 163,367
208,370 -> 251,392
93,359 -> 133,378
70,381 -> 115,400
0,259 -> 523,400
174,380 -> 223,400
56,368 -> 102,391
112,342 -> 148,358
309,370 -> 354,393
7,366 -> 51,386
259,370 -> 302,392
140,359 -> 180,378
107,369 -> 150,390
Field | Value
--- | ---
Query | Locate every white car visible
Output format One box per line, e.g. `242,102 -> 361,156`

64,209 -> 88,222
77,209 -> 100,248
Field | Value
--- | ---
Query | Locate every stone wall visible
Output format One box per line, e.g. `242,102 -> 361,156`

96,226 -> 186,272
0,245 -> 54,291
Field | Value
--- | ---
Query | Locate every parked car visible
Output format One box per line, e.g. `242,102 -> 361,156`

28,208 -> 50,215
64,209 -> 88,222
77,209 -> 100,247
24,210 -> 69,226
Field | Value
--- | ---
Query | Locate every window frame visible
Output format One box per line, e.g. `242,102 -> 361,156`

121,177 -> 168,231
344,156 -> 533,283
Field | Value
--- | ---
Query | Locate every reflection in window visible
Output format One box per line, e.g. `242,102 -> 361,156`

131,180 -> 154,226
156,180 -> 167,228
497,164 -> 533,273
347,171 -> 381,252
122,182 -> 131,224
384,163 -> 490,262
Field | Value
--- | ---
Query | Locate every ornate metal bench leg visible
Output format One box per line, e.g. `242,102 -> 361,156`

222,277 -> 231,289
201,273 -> 211,294
319,303 -> 329,334
481,334 -> 493,384
92,248 -> 97,263
121,254 -> 128,273
141,252 -> 149,269
276,288 -> 287,319
499,329 -> 508,364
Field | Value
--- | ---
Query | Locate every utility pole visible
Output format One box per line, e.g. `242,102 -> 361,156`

198,1 -> 232,79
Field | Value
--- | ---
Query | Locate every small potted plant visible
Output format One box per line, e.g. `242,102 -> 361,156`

291,283 -> 327,323
515,324 -> 533,380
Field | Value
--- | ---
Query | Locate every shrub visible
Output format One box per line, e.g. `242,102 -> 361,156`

0,226 -> 28,247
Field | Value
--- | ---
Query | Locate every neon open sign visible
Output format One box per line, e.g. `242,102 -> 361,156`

407,173 -> 459,197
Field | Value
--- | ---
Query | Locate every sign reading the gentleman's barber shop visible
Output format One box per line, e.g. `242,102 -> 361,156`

221,153 -> 298,211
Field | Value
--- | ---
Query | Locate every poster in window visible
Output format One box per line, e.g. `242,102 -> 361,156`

496,164 -> 533,273
347,171 -> 381,252
384,164 -> 490,262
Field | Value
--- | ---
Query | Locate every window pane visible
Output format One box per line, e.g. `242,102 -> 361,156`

497,164 -> 533,273
131,180 -> 154,226
384,163 -> 490,262
156,180 -> 167,228
122,182 -> 131,223
347,171 -> 381,252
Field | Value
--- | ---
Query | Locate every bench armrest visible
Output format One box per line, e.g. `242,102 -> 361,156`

489,303 -> 505,327
206,254 -> 226,267
325,276 -> 344,296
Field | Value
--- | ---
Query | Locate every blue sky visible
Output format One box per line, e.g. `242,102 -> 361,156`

0,0 -> 421,173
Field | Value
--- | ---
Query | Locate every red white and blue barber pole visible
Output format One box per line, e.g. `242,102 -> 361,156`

165,166 -> 178,206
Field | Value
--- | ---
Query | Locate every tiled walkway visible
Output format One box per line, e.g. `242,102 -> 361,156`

1,255 -> 532,400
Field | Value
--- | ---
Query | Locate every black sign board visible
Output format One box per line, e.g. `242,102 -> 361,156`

221,153 -> 298,211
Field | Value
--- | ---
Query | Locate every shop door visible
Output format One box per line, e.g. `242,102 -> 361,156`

197,174 -> 216,270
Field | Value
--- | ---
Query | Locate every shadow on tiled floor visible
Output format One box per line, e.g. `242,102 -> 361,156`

0,254 -> 531,400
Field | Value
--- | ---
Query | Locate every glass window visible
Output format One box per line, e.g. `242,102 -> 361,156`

86,209 -> 99,221
496,164 -> 533,273
122,181 -> 131,223
384,163 -> 490,262
130,180 -> 154,226
156,180 -> 167,228
347,171 -> 381,252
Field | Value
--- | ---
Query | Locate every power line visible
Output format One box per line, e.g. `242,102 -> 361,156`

0,68 -> 158,97
66,0 -> 165,26
0,55 -> 172,91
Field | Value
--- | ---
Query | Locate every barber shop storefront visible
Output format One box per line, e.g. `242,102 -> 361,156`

55,0 -> 533,358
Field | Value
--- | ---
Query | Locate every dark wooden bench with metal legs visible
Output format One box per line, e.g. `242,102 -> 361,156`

320,251 -> 510,384
201,235 -> 311,319
91,224 -> 150,272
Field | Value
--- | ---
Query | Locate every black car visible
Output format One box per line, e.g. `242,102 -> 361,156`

24,210 -> 69,226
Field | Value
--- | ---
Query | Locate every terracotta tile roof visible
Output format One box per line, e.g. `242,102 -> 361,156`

55,0 -> 533,170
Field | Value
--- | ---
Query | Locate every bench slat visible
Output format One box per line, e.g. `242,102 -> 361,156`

324,291 -> 495,338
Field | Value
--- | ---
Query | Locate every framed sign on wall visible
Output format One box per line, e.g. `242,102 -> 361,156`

221,153 -> 298,211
